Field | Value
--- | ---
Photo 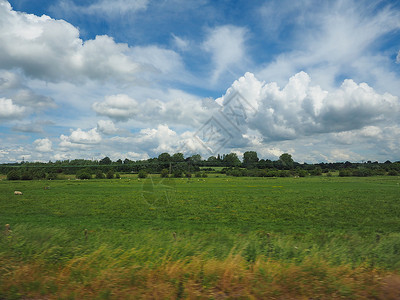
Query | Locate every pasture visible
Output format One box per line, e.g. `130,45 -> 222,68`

1,176 -> 400,299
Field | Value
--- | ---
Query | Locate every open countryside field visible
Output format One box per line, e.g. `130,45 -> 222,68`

1,176 -> 400,299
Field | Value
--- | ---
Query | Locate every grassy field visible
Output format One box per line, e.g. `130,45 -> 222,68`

1,176 -> 400,299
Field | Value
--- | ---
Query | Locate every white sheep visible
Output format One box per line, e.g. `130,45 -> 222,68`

14,191 -> 23,195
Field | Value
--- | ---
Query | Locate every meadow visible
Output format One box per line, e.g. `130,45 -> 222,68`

1,176 -> 400,299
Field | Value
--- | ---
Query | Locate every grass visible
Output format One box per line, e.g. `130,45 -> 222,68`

1,176 -> 400,298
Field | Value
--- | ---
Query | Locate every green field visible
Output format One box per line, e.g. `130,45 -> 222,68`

1,176 -> 400,299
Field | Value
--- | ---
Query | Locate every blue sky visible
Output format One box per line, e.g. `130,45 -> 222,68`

0,0 -> 400,163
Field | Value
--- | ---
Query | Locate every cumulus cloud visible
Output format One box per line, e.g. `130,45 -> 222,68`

217,72 -> 399,142
59,128 -> 102,150
0,71 -> 56,115
203,25 -> 247,82
93,94 -> 139,121
0,98 -> 26,120
0,1 -> 141,83
97,120 -> 119,135
93,90 -> 213,127
34,138 -> 52,152
397,50 -> 400,63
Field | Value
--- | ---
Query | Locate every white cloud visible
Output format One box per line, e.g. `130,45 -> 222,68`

93,94 -> 139,121
97,120 -> 118,135
257,1 -> 400,93
203,25 -> 247,82
171,33 -> 189,51
59,128 -> 102,150
217,72 -> 400,142
397,50 -> 400,63
34,138 -> 52,152
97,120 -> 119,135
0,1 -> 141,83
130,45 -> 185,76
0,98 -> 26,120
93,90 -> 212,127
52,0 -> 148,18
69,128 -> 102,144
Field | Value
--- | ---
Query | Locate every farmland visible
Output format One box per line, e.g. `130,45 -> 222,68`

1,176 -> 400,299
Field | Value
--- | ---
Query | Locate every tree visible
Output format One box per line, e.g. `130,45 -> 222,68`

95,170 -> 105,179
100,156 -> 112,165
160,169 -> 169,178
47,173 -> 58,180
158,153 -> 171,162
77,169 -> 92,179
21,170 -> 33,180
106,169 -> 114,179
223,153 -> 241,167
173,169 -> 183,178
172,153 -> 185,162
207,156 -> 218,163
7,170 -> 20,180
279,153 -> 294,169
243,151 -> 259,169
189,154 -> 202,164
138,170 -> 147,178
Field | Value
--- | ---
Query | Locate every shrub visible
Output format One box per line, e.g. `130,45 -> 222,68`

106,170 -> 114,179
7,170 -> 20,180
47,173 -> 58,180
173,170 -> 182,178
185,172 -> 192,178
202,172 -> 208,178
195,172 -> 202,178
138,170 -> 148,178
115,173 -> 121,179
160,169 -> 169,178
21,171 -> 33,180
339,169 -> 352,177
388,170 -> 399,176
95,170 -> 105,179
76,170 -> 92,179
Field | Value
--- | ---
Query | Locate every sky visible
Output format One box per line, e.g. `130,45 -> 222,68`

0,0 -> 400,163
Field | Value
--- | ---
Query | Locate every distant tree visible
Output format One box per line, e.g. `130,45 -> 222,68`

160,169 -> 169,178
106,169 -> 114,179
207,156 -> 218,163
77,169 -> 92,179
47,172 -> 58,180
116,159 -> 122,164
223,153 -> 241,167
7,170 -> 20,180
100,157 -> 112,165
21,170 -> 33,180
279,153 -> 294,169
172,153 -> 185,162
173,169 -> 183,178
95,169 -> 105,179
115,173 -> 121,179
158,153 -> 171,162
138,170 -> 147,178
243,151 -> 259,168
189,154 -> 202,164
123,158 -> 132,164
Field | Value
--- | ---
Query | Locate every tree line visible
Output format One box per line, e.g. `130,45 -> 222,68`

1,151 -> 399,180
